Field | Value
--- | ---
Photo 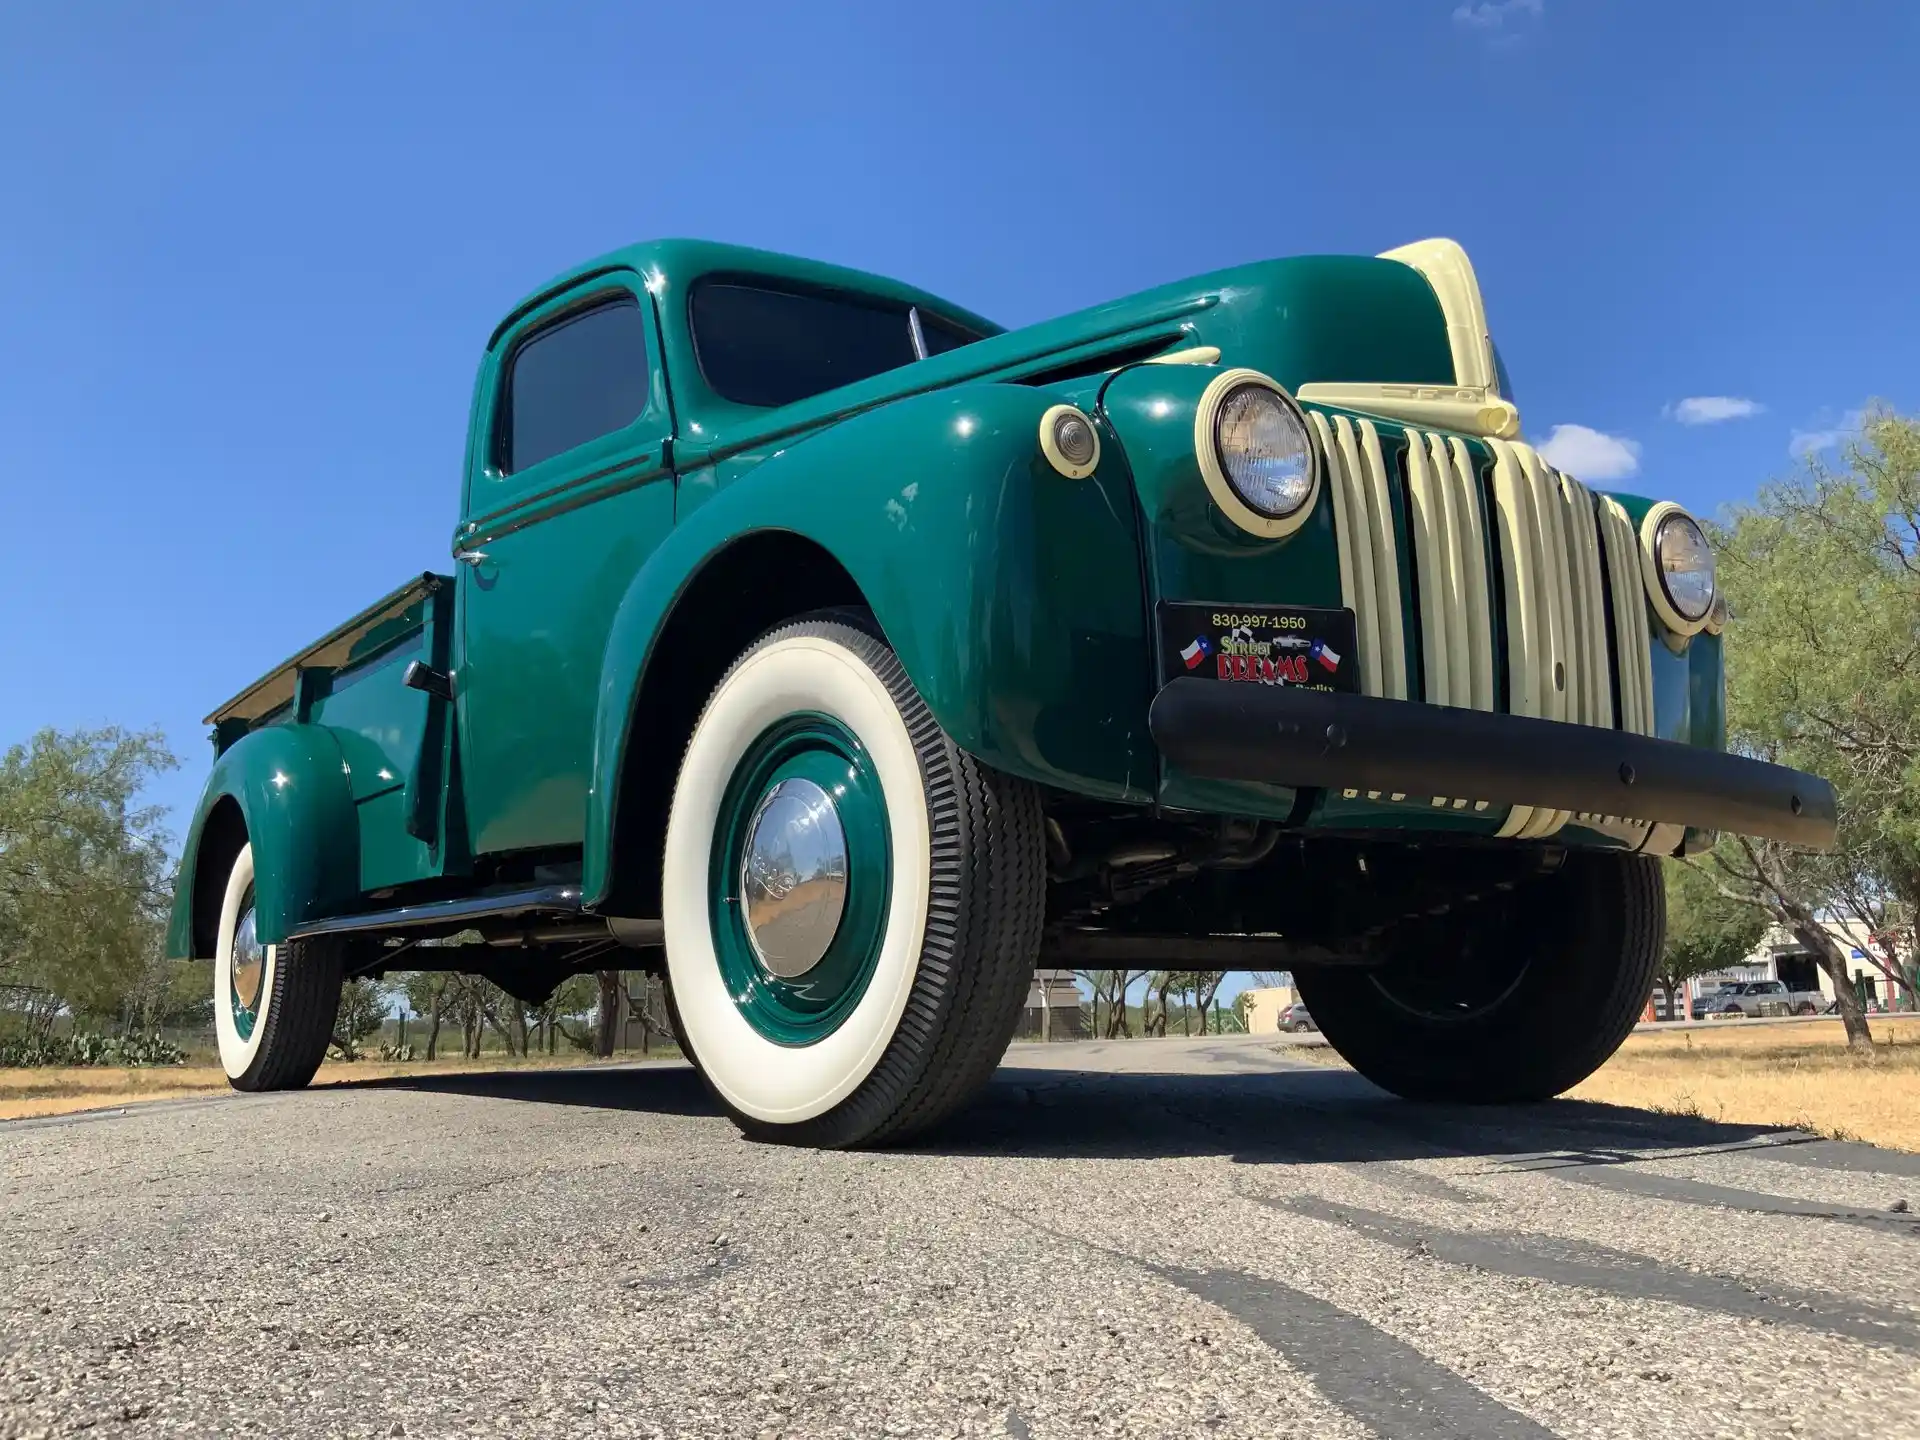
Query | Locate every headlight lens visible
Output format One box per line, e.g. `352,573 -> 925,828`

1216,384 -> 1314,518
1654,512 -> 1716,622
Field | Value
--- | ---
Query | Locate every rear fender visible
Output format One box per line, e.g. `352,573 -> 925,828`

164,725 -> 361,957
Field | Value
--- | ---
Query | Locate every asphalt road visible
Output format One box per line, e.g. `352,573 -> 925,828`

5,1035 -> 1920,1440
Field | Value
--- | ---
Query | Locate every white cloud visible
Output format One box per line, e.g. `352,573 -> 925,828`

1536,424 -> 1642,480
1788,407 -> 1865,458
1453,0 -> 1543,29
1669,396 -> 1763,425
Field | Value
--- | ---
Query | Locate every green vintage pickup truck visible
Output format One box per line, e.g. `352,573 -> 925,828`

167,236 -> 1834,1145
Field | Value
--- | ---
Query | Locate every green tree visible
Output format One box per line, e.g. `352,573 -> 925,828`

1659,860 -> 1765,1017
331,977 -> 391,1060
1071,970 -> 1146,1038
402,971 -> 452,1059
0,727 -> 177,1037
1706,408 -> 1920,1046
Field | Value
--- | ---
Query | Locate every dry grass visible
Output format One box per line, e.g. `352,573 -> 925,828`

1292,1017 -> 1920,1151
1570,1019 -> 1920,1150
0,1052 -> 671,1122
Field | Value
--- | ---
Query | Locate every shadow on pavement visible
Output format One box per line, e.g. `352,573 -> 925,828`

923,1064 -> 1814,1168
333,1052 -> 1829,1169
336,1060 -> 716,1117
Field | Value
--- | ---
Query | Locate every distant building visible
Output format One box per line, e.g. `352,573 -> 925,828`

1687,920 -> 1909,1011
1015,969 -> 1086,1041
1240,984 -> 1301,1035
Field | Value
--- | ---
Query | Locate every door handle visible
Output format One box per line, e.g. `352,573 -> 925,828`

453,548 -> 489,567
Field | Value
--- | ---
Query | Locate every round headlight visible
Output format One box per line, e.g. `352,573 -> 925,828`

1194,369 -> 1321,538
1038,404 -> 1100,478
1639,502 -> 1716,636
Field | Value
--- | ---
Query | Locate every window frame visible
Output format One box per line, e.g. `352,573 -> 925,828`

491,289 -> 655,477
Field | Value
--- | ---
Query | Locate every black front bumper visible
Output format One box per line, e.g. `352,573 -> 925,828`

1148,678 -> 1837,849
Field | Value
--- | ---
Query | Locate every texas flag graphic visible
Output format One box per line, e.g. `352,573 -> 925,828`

1180,635 -> 1212,670
1309,638 -> 1342,675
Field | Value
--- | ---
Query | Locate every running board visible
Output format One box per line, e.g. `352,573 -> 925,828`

289,885 -> 594,942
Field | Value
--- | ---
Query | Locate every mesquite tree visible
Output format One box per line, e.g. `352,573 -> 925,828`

1658,859 -> 1764,1017
1703,409 -> 1920,1046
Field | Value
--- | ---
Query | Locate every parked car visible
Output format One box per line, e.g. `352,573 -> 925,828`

165,235 -> 1837,1148
1279,1003 -> 1317,1033
1696,980 -> 1823,1018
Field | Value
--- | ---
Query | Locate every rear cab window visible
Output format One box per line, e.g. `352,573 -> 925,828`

690,279 -> 981,409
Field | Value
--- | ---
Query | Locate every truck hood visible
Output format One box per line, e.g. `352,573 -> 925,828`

683,254 -> 1460,474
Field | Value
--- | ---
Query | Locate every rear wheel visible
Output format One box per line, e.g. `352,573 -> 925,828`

662,617 -> 1045,1147
213,843 -> 344,1091
1295,850 -> 1663,1103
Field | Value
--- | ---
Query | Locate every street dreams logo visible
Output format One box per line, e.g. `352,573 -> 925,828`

1158,602 -> 1359,694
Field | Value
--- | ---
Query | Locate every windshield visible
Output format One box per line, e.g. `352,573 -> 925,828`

691,279 -> 982,408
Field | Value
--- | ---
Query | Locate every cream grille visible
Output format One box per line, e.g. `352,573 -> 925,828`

1312,414 -> 1659,840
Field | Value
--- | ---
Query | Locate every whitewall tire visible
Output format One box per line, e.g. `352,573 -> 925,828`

662,616 -> 1045,1147
211,842 -> 343,1091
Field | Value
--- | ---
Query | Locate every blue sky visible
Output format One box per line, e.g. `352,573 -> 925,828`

3,0 -> 1916,835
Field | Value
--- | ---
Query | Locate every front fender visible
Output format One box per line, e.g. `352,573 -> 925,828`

164,724 -> 361,957
583,383 -> 1154,907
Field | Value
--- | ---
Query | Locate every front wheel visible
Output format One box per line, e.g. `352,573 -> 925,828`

1295,851 -> 1664,1103
213,843 -> 344,1091
662,617 -> 1046,1147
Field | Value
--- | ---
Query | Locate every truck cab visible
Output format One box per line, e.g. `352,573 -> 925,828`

168,237 -> 1835,1146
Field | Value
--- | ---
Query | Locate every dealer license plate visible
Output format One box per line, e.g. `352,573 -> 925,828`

1158,602 -> 1360,693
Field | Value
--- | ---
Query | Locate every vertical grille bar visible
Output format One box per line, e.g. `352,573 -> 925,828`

1352,419 -> 1409,701
1557,474 -> 1614,730
1483,439 -> 1550,838
1442,436 -> 1497,711
1598,496 -> 1657,736
1401,429 -> 1454,706
1512,442 -> 1581,836
1312,413 -> 1411,700
1309,412 -> 1377,695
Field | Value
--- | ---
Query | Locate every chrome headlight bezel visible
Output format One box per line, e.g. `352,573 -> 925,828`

1194,368 -> 1321,538
1638,501 -> 1716,637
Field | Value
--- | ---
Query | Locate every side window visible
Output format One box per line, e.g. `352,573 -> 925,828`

499,296 -> 650,473
919,311 -> 982,357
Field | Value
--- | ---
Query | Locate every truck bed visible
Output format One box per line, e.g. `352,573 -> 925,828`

203,573 -> 447,732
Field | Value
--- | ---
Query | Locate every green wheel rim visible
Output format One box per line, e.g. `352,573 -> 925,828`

230,887 -> 266,1042
710,714 -> 892,1046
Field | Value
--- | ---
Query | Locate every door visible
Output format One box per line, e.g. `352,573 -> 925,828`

455,272 -> 675,860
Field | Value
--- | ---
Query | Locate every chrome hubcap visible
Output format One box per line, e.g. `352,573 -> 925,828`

740,777 -> 848,978
232,903 -> 266,1025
